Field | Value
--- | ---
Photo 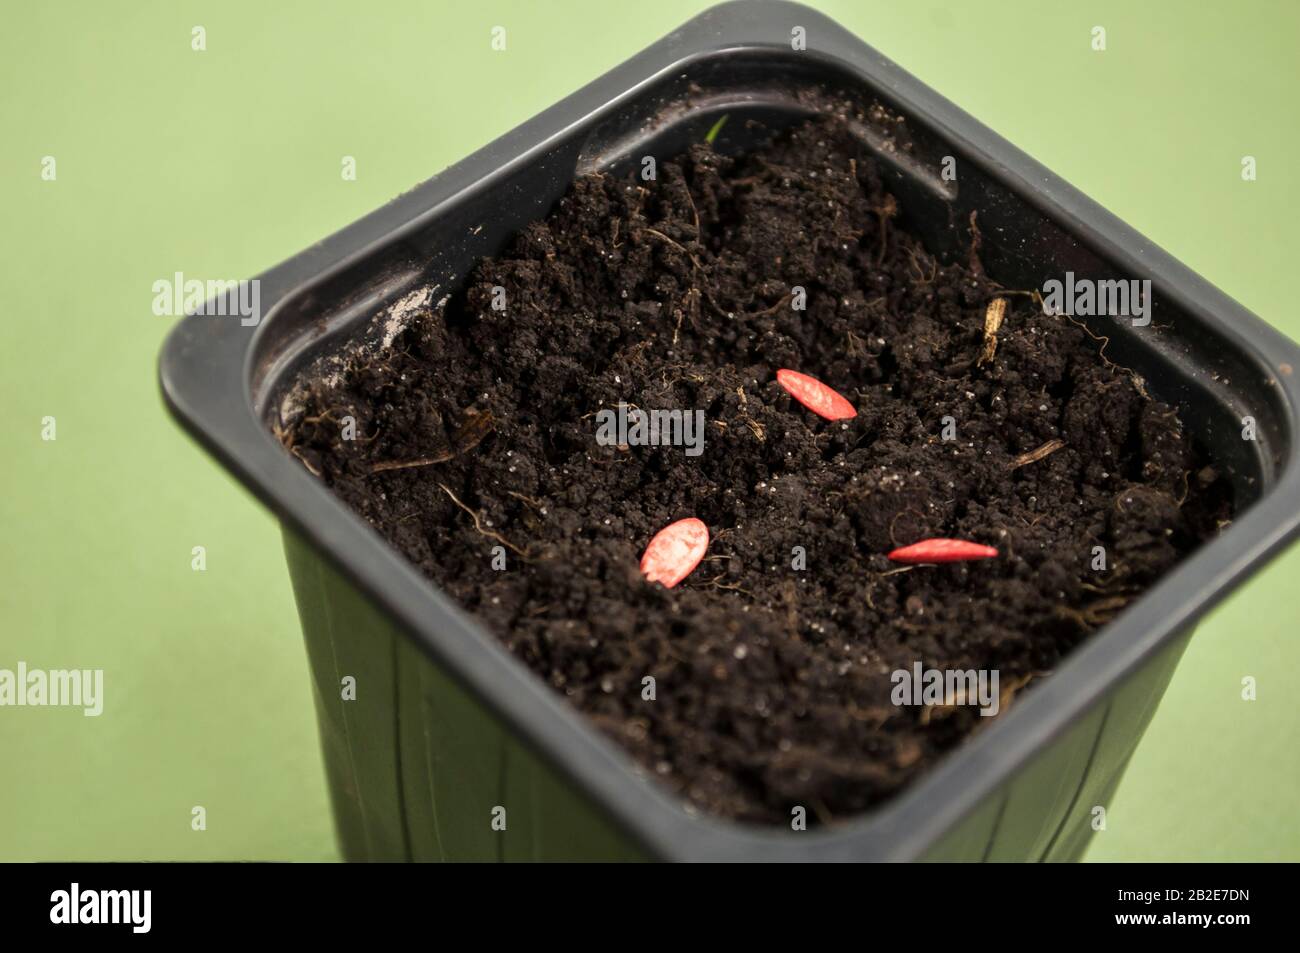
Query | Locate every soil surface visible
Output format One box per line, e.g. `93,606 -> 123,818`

279,116 -> 1232,825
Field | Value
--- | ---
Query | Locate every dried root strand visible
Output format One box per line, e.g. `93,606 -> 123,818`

436,482 -> 528,557
1054,595 -> 1131,630
998,672 -> 1042,713
967,210 -> 985,277
370,453 -> 454,473
369,409 -> 495,474
452,408 -> 496,453
290,446 -> 322,477
978,297 -> 1007,367
1009,438 -> 1065,471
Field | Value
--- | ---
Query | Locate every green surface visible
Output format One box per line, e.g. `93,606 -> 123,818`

1,0 -> 1296,862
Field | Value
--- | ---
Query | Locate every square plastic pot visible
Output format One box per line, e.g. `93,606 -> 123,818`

159,0 -> 1300,861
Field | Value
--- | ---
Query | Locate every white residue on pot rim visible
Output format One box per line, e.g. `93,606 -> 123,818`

278,281 -> 451,429
380,284 -> 445,350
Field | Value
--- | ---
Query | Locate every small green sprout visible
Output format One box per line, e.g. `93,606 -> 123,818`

704,114 -> 729,145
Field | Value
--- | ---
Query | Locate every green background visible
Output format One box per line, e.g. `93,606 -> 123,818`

1,0 -> 1296,861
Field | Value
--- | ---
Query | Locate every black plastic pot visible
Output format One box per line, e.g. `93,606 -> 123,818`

160,1 -> 1300,861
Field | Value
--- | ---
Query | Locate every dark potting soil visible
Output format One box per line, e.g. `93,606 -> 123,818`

278,115 -> 1233,825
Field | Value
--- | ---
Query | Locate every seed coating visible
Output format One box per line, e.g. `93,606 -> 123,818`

776,369 -> 857,421
640,517 -> 710,588
888,538 -> 999,564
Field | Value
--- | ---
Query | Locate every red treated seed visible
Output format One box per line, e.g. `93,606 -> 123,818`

888,538 -> 999,564
640,517 -> 709,589
776,369 -> 857,421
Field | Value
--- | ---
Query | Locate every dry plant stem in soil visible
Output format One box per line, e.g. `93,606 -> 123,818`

279,115 -> 1232,825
